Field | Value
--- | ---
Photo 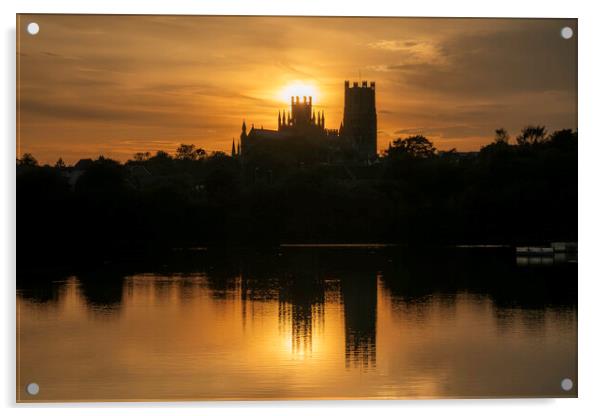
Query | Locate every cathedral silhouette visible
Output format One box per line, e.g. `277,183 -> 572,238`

233,81 -> 377,163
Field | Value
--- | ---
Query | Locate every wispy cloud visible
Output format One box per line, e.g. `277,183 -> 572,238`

367,39 -> 447,66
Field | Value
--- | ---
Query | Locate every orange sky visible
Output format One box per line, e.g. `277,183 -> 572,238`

17,15 -> 577,165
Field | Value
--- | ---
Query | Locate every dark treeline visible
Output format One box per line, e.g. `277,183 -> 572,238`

17,126 -> 577,266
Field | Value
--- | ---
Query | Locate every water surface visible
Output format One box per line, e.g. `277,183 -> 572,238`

17,247 -> 577,401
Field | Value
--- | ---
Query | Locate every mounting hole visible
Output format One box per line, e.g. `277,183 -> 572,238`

26,382 -> 40,395
561,378 -> 574,391
560,26 -> 573,40
27,22 -> 40,35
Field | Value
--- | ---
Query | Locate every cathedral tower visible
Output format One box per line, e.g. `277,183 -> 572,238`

290,96 -> 312,128
341,80 -> 377,160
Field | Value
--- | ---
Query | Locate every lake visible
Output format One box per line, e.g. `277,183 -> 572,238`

17,246 -> 577,401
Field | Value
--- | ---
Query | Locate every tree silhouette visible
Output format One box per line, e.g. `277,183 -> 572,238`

494,128 -> 510,144
516,125 -> 547,146
54,157 -> 66,169
548,129 -> 577,150
19,153 -> 38,167
75,156 -> 125,195
387,135 -> 436,159
133,152 -> 151,162
176,144 -> 206,161
154,150 -> 172,160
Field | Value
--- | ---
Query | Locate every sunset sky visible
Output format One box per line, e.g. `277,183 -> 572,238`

17,15 -> 577,164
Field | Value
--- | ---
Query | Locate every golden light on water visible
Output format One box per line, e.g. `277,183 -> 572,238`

278,81 -> 320,104
17,270 -> 577,400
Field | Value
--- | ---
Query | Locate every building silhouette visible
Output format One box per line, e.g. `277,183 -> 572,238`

341,81 -> 377,161
235,80 -> 377,163
341,271 -> 377,369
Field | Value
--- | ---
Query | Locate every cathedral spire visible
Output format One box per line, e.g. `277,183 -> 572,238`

231,139 -> 236,157
240,120 -> 247,141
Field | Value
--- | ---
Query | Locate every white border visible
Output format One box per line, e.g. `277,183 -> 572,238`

3,1 -> 601,415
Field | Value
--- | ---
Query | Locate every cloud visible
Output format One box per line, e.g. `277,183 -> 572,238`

368,39 -> 447,66
380,24 -> 576,97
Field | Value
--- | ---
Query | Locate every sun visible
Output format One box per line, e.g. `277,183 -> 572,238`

278,81 -> 319,104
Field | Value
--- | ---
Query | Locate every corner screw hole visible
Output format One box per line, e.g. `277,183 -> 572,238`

27,22 -> 40,36
561,27 -> 573,40
561,378 -> 573,391
26,382 -> 39,395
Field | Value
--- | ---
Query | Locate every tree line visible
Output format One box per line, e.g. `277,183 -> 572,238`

17,126 -> 577,266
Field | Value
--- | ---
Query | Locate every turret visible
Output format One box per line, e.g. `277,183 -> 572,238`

239,121 -> 248,158
240,120 -> 248,141
231,138 -> 236,157
342,80 -> 377,160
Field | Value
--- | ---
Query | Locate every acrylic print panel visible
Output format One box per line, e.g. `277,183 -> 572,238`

16,14 -> 577,402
